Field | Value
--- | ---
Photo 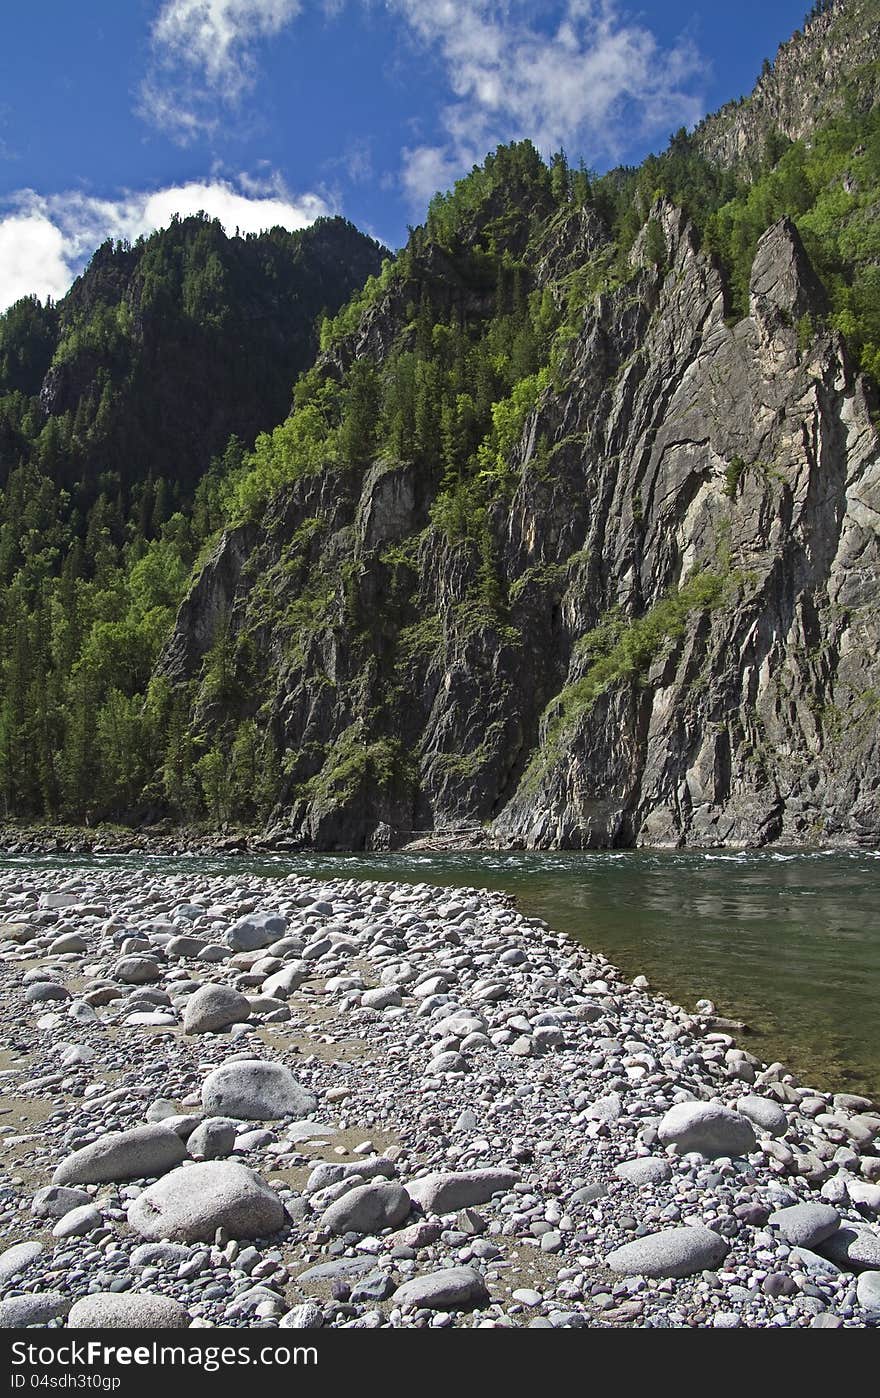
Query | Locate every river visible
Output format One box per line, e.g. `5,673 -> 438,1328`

1,846 -> 877,1099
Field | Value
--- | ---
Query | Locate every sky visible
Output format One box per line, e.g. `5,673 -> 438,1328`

0,1 -> 814,311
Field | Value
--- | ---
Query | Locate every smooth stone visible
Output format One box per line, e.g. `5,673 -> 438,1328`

201,1059 -> 316,1120
0,1240 -> 42,1284
262,964 -> 310,998
512,1288 -> 543,1307
48,933 -> 88,954
31,1185 -> 91,1219
426,1051 -> 468,1074
350,1270 -> 395,1303
67,1293 -> 189,1329
183,984 -> 251,1035
736,1095 -> 788,1137
615,1158 -> 674,1186
187,1117 -> 238,1160
320,1182 -> 411,1235
52,1204 -> 103,1238
407,1170 -> 519,1215
657,1102 -> 756,1158
818,1223 -> 880,1272
25,982 -> 70,1002
127,1161 -> 285,1242
279,1302 -> 324,1328
0,1293 -> 70,1328
768,1202 -> 840,1249
114,956 -> 162,984
53,1124 -> 187,1185
287,1121 -> 338,1143
297,1258 -> 374,1284
606,1225 -> 730,1278
227,913 -> 286,953
856,1271 -> 880,1315
392,1266 -> 489,1311
360,987 -> 402,1010
165,936 -> 209,958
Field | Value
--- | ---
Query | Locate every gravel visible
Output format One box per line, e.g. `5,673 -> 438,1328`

0,862 -> 877,1330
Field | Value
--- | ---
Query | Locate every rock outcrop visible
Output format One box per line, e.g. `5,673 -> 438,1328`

694,0 -> 880,175
161,197 -> 880,851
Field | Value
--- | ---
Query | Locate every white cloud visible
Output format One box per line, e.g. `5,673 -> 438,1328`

141,0 -> 304,139
0,215 -> 72,307
0,176 -> 332,311
138,2 -> 706,204
392,0 -> 707,205
399,143 -> 465,207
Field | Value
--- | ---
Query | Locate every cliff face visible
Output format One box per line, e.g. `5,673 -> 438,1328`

163,200 -> 880,849
694,0 -> 880,173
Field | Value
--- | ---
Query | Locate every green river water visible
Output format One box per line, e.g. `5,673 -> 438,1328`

1,847 -> 877,1100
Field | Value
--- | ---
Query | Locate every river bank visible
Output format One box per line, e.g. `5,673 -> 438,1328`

0,865 -> 878,1329
2,846 -> 878,1100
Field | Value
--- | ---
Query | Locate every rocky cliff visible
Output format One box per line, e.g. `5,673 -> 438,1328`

694,0 -> 880,173
162,194 -> 880,849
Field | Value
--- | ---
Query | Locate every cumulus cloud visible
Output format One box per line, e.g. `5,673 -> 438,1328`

0,215 -> 72,308
137,2 -> 706,207
140,0 -> 304,140
394,0 -> 707,205
0,176 -> 332,311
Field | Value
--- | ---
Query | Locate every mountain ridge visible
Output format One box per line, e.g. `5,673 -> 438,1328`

1,1 -> 879,848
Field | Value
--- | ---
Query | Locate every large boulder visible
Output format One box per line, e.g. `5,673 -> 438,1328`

392,1267 -> 489,1310
201,1059 -> 316,1120
127,1161 -> 285,1242
818,1223 -> 880,1271
406,1170 -> 518,1215
768,1202 -> 840,1248
320,1182 -> 411,1235
657,1101 -> 756,1158
227,912 -> 286,952
606,1225 -> 730,1278
183,983 -> 251,1035
53,1124 -> 187,1185
67,1293 -> 190,1328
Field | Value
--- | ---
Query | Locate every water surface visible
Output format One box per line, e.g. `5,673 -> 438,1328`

1,847 -> 876,1099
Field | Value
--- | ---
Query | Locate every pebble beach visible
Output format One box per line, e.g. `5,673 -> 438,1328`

1,865 -> 878,1330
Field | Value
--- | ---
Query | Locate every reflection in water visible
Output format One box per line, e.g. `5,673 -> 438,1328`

0,847 -> 876,1098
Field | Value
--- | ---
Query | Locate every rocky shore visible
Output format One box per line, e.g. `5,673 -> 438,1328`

0,823 -> 500,859
0,865 -> 878,1330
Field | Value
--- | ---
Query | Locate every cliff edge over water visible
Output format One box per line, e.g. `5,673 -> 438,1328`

164,200 -> 880,850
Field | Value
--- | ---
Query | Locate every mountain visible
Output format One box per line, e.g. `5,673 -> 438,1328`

1,1 -> 879,849
695,0 -> 880,174
0,214 -> 387,505
0,214 -> 385,819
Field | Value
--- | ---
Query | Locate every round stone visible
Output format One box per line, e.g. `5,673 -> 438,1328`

657,1101 -> 757,1158
201,1059 -> 317,1120
183,983 -> 251,1035
67,1293 -> 190,1328
127,1161 -> 285,1242
606,1225 -> 730,1278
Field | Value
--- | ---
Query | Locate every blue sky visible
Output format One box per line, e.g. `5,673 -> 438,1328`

0,1 -> 812,310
